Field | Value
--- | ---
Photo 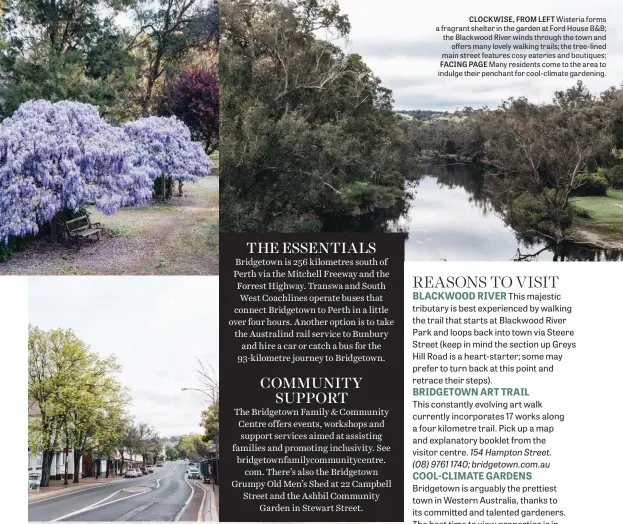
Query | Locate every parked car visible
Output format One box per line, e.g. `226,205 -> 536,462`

147,465 -> 155,473
187,468 -> 201,480
156,461 -> 164,467
140,466 -> 148,475
124,469 -> 139,478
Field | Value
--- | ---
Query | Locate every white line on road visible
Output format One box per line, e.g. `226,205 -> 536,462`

50,488 -> 149,522
194,481 -> 209,522
42,464 -> 183,521
155,465 -> 179,488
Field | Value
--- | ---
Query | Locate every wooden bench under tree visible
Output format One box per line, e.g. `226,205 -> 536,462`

65,216 -> 102,246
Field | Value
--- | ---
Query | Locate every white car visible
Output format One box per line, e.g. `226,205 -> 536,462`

124,469 -> 139,478
187,468 -> 201,480
147,465 -> 155,473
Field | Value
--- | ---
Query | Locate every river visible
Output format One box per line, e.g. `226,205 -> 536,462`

392,163 -> 623,262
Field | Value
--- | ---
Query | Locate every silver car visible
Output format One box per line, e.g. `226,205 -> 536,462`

187,468 -> 201,480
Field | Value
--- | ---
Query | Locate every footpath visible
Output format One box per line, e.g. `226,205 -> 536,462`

28,476 -> 127,503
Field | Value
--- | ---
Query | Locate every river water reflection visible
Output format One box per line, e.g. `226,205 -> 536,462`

392,164 -> 623,262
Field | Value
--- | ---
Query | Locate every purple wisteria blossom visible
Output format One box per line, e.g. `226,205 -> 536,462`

0,101 -> 211,243
122,116 -> 212,182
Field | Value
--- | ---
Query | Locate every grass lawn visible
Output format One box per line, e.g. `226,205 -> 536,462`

570,190 -> 623,246
0,176 -> 219,275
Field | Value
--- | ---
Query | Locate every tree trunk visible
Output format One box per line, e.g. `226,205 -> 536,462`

50,212 -> 64,245
178,181 -> 184,197
141,51 -> 163,117
40,449 -> 54,488
64,449 -> 69,485
64,428 -> 70,485
73,452 -> 81,483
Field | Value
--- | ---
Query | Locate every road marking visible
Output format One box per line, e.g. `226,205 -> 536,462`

194,481 -> 209,522
82,488 -> 124,508
155,465 -> 178,488
41,464 -> 183,521
50,488 -> 151,521
28,463 -> 178,505
174,476 -> 195,522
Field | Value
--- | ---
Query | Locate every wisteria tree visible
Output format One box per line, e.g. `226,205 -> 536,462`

123,116 -> 212,198
0,100 -> 211,244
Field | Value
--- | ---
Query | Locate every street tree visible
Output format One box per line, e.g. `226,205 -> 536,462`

201,399 -> 219,443
178,434 -> 211,461
120,423 -> 139,474
28,326 -> 89,487
165,445 -> 179,460
92,402 -> 131,478
134,422 -> 158,464
196,358 -> 219,399
61,350 -> 128,483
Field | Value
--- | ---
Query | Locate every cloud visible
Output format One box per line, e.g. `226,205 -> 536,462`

333,0 -> 623,110
28,276 -> 218,437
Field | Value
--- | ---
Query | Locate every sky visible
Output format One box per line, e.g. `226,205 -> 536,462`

332,0 -> 623,111
28,277 -> 219,438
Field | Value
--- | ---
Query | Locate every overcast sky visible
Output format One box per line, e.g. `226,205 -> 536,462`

333,0 -> 623,111
29,277 -> 219,438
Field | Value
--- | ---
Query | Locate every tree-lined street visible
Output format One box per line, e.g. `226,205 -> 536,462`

28,279 -> 220,521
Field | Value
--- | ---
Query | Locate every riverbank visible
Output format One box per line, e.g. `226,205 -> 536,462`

571,190 -> 623,249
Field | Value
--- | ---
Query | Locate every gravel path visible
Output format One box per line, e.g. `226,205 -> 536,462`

0,177 -> 219,275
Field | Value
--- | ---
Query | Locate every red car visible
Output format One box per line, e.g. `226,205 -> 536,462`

140,466 -> 149,475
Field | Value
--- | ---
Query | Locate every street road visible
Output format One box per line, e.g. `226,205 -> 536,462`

28,461 -> 214,522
